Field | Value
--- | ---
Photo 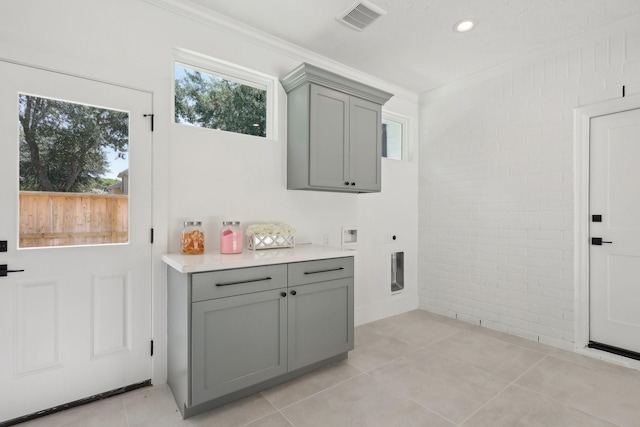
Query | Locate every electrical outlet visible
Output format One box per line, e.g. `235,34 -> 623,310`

0,240 -> 7,252
385,234 -> 399,244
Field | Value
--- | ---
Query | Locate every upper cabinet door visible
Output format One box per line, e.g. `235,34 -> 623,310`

349,96 -> 382,192
309,84 -> 350,189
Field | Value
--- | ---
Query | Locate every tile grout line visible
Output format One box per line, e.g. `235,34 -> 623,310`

363,370 -> 460,426
123,395 -> 131,427
235,393 -> 280,427
355,323 -> 549,425
274,372 -> 367,412
363,345 -> 546,426
511,354 -> 626,427
355,321 -> 466,374
507,383 -> 622,427
419,328 -> 467,350
456,352 -> 552,426
278,409 -> 297,427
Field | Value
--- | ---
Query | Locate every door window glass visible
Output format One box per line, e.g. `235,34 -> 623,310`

18,94 -> 129,248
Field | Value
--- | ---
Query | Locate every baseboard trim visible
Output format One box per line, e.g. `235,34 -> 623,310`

0,380 -> 152,427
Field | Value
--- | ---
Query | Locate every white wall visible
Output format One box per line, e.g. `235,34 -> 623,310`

0,0 -> 419,384
419,14 -> 640,349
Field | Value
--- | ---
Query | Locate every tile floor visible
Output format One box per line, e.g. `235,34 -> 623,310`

17,310 -> 640,427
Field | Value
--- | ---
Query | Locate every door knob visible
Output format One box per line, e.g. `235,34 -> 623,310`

591,237 -> 613,245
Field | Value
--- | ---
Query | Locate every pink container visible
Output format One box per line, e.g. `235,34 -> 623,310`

220,221 -> 243,254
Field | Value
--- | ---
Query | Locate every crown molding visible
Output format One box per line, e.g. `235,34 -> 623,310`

281,63 -> 393,105
143,0 -> 418,102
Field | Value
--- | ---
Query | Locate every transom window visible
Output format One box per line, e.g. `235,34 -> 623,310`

382,112 -> 409,161
173,51 -> 277,140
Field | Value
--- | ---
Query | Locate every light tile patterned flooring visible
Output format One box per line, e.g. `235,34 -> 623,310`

19,310 -> 640,427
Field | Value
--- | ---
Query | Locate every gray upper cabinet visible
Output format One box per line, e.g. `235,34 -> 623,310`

282,63 -> 393,193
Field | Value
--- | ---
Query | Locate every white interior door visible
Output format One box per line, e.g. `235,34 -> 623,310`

0,61 -> 153,422
589,107 -> 640,354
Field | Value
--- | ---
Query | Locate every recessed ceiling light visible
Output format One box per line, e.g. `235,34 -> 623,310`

454,19 -> 475,33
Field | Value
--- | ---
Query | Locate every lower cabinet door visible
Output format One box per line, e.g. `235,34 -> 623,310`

191,288 -> 288,406
287,278 -> 354,371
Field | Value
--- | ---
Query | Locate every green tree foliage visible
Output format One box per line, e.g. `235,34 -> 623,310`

93,177 -> 120,193
19,95 -> 128,192
174,66 -> 266,137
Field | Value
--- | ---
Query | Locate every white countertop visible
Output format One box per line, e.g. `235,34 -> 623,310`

162,243 -> 357,273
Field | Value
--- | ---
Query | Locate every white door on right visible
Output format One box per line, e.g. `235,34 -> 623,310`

590,107 -> 640,354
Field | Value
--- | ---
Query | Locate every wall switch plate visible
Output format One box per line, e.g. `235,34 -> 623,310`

0,240 -> 7,252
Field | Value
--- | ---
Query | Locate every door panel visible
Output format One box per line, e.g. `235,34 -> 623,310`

288,278 -> 354,371
0,61 -> 152,422
589,107 -> 640,354
309,84 -> 349,189
349,97 -> 381,192
191,289 -> 287,405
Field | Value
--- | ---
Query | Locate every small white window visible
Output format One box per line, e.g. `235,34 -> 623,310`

173,50 -> 277,140
382,112 -> 409,161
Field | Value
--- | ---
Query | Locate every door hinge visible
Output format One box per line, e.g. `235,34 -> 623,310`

150,228 -> 154,244
150,340 -> 154,357
143,113 -> 155,132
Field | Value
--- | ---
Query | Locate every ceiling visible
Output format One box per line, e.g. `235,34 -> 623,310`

182,0 -> 640,94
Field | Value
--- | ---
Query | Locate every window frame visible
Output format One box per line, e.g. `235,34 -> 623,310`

173,49 -> 278,140
381,111 -> 410,162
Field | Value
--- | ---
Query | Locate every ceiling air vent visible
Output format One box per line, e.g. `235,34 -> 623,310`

337,0 -> 387,31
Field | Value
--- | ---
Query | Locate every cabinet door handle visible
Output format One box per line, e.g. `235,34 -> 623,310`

290,290 -> 297,296
215,277 -> 272,287
344,181 -> 350,186
280,292 -> 287,297
351,182 -> 356,186
303,267 -> 344,275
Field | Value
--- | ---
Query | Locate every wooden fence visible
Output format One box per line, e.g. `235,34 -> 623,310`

19,191 -> 128,248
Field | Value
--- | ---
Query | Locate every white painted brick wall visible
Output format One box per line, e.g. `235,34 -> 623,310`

419,18 -> 640,350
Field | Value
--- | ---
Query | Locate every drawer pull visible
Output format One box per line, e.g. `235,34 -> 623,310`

215,277 -> 272,287
303,267 -> 344,275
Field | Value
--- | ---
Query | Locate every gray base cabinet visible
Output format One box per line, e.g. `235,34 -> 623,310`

191,288 -> 288,406
167,256 -> 354,419
288,278 -> 353,371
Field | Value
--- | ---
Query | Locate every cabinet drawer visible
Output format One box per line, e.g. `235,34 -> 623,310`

192,264 -> 287,302
288,257 -> 353,286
